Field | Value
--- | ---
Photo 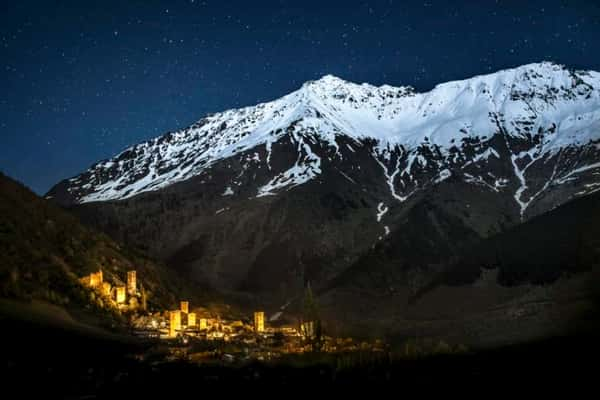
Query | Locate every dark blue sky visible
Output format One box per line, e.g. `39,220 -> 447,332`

2,0 -> 600,194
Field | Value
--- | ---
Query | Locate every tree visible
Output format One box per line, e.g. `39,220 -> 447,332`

302,282 -> 322,351
140,282 -> 147,311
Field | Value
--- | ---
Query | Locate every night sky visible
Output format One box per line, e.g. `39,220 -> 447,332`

2,0 -> 600,194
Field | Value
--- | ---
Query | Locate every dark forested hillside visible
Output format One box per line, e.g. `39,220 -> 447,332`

0,172 -> 199,327
438,190 -> 600,287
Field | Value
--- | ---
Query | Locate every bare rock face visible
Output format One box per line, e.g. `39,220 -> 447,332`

47,62 -> 600,313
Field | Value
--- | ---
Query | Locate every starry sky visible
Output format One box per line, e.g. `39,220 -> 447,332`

2,0 -> 600,194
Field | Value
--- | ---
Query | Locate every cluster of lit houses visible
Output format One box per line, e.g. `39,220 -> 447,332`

80,269 -> 139,307
135,300 -> 383,357
137,301 -> 303,342
80,269 -> 386,359
79,269 -> 308,341
158,301 -> 273,339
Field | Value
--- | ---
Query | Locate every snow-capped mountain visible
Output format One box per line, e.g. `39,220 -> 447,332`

47,62 -> 600,297
50,62 -> 600,216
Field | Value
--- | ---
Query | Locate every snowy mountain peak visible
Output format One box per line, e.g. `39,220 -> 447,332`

48,63 -> 600,207
305,74 -> 348,86
300,73 -> 413,101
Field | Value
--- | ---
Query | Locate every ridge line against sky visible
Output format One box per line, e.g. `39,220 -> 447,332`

1,0 -> 599,194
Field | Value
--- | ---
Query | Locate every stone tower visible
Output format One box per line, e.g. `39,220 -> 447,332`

127,270 -> 136,295
254,311 -> 265,333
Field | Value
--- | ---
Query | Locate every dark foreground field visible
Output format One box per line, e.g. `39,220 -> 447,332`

2,306 -> 599,397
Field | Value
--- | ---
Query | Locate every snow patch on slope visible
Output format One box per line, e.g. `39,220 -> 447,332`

257,132 -> 322,197
376,202 -> 389,222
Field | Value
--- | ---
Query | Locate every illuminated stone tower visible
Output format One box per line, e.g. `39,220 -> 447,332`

180,301 -> 189,314
89,270 -> 103,288
169,310 -> 181,337
101,282 -> 111,297
254,311 -> 265,333
127,270 -> 136,295
199,318 -> 208,330
116,286 -> 126,304
187,312 -> 196,327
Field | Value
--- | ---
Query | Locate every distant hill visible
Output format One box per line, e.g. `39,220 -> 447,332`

439,189 -> 600,287
337,189 -> 600,293
315,190 -> 600,345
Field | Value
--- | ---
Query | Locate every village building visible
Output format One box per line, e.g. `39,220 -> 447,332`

254,311 -> 265,333
115,286 -> 126,304
127,270 -> 136,295
80,270 -> 103,288
101,282 -> 111,297
180,301 -> 189,314
169,310 -> 181,337
199,318 -> 208,330
187,312 -> 196,327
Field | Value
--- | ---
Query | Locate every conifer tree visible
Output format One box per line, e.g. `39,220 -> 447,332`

303,282 -> 322,351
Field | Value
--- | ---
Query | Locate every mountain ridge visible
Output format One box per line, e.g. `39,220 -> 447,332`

47,61 -> 600,217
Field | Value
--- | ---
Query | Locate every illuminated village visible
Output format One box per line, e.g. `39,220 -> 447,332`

79,269 -> 387,364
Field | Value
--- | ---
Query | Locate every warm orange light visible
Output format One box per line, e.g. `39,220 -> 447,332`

187,312 -> 196,327
116,286 -> 126,303
84,270 -> 103,288
180,301 -> 189,314
254,311 -> 265,333
102,282 -> 111,296
199,318 -> 207,330
301,321 -> 315,339
127,270 -> 136,295
169,310 -> 181,337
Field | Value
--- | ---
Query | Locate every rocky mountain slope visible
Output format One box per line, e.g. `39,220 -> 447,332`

47,62 -> 600,306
